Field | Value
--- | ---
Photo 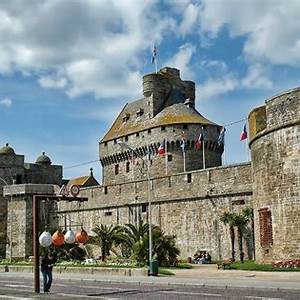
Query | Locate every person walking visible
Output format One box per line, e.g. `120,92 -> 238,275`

41,252 -> 56,293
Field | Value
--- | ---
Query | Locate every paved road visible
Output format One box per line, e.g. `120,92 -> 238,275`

0,274 -> 299,299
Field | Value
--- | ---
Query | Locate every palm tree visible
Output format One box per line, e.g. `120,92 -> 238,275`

119,221 -> 180,266
220,211 -> 236,261
118,221 -> 154,264
233,207 -> 253,263
154,233 -> 180,266
88,224 -> 123,261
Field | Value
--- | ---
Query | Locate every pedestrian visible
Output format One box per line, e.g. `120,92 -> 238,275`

41,252 -> 56,293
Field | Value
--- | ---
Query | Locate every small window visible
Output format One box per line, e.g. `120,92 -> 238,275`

141,203 -> 147,213
126,161 -> 130,173
125,136 -> 128,142
115,164 -> 119,175
105,211 -> 112,216
104,186 -> 108,194
167,154 -> 172,162
148,129 -> 151,134
187,173 -> 192,183
136,108 -> 144,118
161,126 -> 166,131
16,174 -> 22,184
183,124 -> 188,130
122,114 -> 130,123
104,142 -> 108,147
136,132 -> 140,137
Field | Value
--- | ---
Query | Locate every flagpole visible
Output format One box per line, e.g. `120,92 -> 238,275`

183,151 -> 186,172
165,140 -> 168,176
202,140 -> 206,169
131,149 -> 134,180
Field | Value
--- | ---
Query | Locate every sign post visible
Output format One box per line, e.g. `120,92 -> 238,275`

33,185 -> 87,293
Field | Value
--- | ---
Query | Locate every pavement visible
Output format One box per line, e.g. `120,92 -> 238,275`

1,264 -> 300,291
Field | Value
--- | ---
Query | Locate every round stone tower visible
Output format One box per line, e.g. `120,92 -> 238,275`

249,87 -> 300,263
99,67 -> 223,185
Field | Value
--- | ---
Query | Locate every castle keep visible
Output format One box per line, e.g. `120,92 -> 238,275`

0,67 -> 299,264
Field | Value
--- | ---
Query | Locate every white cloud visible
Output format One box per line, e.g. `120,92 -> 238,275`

165,43 -> 196,79
197,0 -> 300,66
39,76 -> 67,89
0,97 -> 12,107
196,75 -> 238,102
179,3 -> 199,36
0,0 -> 175,99
242,64 -> 273,89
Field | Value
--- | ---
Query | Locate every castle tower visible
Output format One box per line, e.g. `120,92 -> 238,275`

99,67 -> 223,185
249,88 -> 300,263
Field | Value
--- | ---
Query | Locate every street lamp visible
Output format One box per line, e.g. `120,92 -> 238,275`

0,176 -> 13,262
117,141 -> 154,275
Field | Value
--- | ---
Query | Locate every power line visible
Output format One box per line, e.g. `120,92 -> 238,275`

63,159 -> 99,170
223,118 -> 247,127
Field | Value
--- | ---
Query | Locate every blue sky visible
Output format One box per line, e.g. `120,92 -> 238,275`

0,0 -> 300,181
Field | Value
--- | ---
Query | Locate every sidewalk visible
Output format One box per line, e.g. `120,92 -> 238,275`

2,264 -> 300,291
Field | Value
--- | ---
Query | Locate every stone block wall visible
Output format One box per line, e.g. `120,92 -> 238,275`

249,87 -> 300,263
57,163 -> 253,260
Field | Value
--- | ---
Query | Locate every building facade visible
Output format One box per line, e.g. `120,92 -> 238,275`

1,67 -> 299,264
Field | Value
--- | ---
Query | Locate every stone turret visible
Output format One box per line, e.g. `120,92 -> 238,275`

249,87 -> 300,263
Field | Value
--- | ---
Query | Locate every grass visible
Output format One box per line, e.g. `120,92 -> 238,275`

229,260 -> 300,272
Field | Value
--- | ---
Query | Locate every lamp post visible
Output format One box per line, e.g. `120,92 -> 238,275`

117,141 -> 154,275
0,176 -> 13,262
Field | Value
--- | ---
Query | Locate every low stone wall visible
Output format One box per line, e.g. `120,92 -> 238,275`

0,265 -> 148,277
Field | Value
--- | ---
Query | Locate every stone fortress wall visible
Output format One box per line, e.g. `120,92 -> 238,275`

58,162 -> 253,260
249,87 -> 300,263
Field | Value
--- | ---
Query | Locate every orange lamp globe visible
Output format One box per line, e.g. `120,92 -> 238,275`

75,229 -> 89,244
52,230 -> 65,247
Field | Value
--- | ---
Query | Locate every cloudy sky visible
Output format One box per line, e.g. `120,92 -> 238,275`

1,0 -> 300,180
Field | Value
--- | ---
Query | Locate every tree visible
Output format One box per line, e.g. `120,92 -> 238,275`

221,207 -> 253,263
232,207 -> 253,263
119,221 -> 180,266
220,211 -> 236,261
118,221 -> 152,264
88,224 -> 123,261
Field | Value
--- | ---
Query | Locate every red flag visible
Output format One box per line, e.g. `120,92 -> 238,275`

158,139 -> 166,155
195,133 -> 202,150
240,124 -> 247,141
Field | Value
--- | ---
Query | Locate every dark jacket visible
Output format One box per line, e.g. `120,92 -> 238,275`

41,256 -> 56,272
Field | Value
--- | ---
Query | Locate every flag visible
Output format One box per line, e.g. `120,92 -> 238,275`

146,145 -> 154,161
180,131 -> 186,152
218,127 -> 226,146
151,45 -> 157,64
240,124 -> 247,141
158,139 -> 165,155
195,133 -> 202,150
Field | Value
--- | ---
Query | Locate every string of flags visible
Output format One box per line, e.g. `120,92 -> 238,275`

129,123 -> 247,167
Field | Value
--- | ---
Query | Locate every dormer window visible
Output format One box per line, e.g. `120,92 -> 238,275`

136,108 -> 144,118
123,113 -> 130,123
184,98 -> 193,108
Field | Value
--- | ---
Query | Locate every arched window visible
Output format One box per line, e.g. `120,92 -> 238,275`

115,164 -> 119,175
126,161 -> 130,173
